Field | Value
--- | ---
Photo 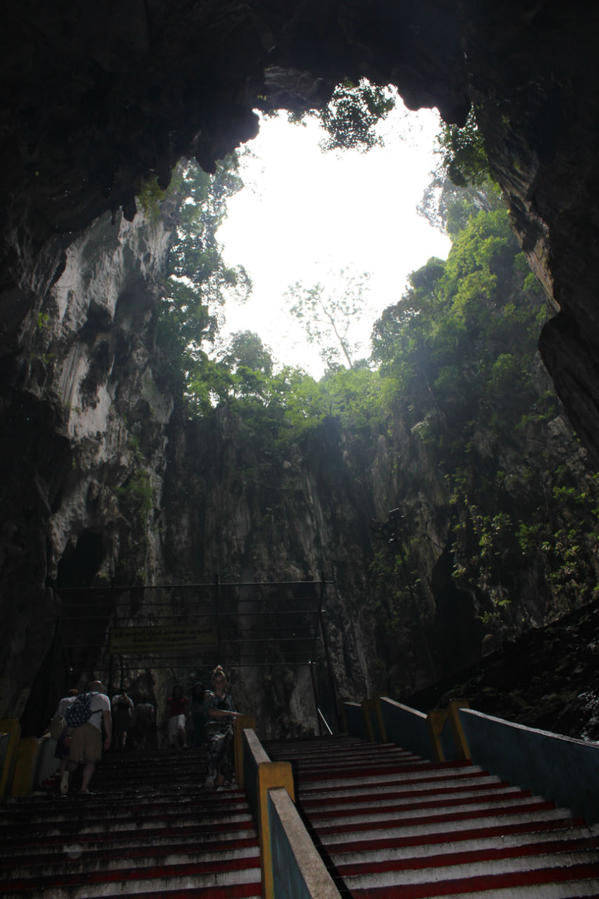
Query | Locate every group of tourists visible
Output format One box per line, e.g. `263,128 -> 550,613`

49,665 -> 240,795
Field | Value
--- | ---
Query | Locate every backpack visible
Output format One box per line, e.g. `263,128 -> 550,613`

64,692 -> 94,728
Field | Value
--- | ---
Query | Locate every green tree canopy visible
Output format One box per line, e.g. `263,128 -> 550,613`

319,80 -> 396,152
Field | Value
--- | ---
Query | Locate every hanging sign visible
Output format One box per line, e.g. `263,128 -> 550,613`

109,625 -> 217,654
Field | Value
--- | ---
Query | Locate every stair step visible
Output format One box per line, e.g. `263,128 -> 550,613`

304,787 -> 526,818
316,804 -> 571,843
311,796 -> 556,830
348,863 -> 599,897
327,820 -> 599,860
1,796 -> 249,827
336,835 -> 599,879
0,807 -> 254,837
298,759 -> 436,783
98,887 -> 261,899
301,776 -> 505,805
1,856 -> 262,897
7,843 -> 260,878
0,824 -> 258,855
297,763 -> 487,791
0,835 -> 259,863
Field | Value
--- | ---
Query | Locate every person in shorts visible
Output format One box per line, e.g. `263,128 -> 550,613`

66,679 -> 112,795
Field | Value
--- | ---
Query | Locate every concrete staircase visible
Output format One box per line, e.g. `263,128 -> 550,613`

0,747 -> 261,897
267,735 -> 599,898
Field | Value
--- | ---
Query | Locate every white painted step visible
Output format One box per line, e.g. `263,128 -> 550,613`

317,807 -> 577,845
297,762 -> 453,790
304,785 -> 522,814
3,867 -> 262,899
419,881 -> 599,899
300,771 -> 503,801
328,822 -> 599,865
8,844 -> 260,878
307,793 -> 548,828
0,827 -> 258,859
342,849 -> 599,890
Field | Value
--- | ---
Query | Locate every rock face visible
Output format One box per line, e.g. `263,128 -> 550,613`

6,207 -> 174,728
3,2 -> 599,734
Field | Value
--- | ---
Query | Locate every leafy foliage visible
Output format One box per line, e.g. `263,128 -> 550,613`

319,80 -> 396,152
151,151 -> 599,653
371,181 -> 599,638
436,107 -> 491,187
152,157 -> 251,411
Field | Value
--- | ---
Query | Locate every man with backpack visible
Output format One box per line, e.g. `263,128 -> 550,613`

62,679 -> 112,795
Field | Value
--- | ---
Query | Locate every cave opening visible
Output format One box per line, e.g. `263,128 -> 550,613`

56,531 -> 106,590
19,531 -> 115,734
213,101 -> 450,377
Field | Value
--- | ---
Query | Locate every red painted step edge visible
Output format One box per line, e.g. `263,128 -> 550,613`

301,780 -> 510,807
299,761 -> 473,782
314,800 -> 557,836
337,835 -> 599,876
0,837 -> 260,872
0,819 -> 257,852
99,885 -> 261,899
299,769 -> 491,794
349,862 -> 599,897
1,854 -> 261,892
306,788 -> 529,819
324,816 -> 586,855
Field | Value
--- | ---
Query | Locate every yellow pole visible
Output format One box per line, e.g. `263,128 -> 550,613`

427,709 -> 447,762
0,719 -> 21,801
11,737 -> 39,798
447,699 -> 471,760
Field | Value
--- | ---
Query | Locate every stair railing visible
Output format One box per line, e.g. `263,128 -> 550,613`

316,707 -> 333,736
457,706 -> 599,825
343,695 -> 599,827
239,722 -> 341,899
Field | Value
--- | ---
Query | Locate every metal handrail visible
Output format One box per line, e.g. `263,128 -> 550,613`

317,707 -> 333,736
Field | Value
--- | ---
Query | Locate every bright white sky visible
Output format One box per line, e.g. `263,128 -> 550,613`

217,100 -> 450,377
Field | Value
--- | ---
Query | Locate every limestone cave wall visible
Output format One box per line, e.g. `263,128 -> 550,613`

3,1 -> 599,728
6,206 -> 175,727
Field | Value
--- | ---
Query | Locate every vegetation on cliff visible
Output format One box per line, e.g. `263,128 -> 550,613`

155,154 -> 599,693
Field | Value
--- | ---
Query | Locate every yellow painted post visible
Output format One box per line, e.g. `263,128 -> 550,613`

447,699 -> 471,760
362,700 -> 376,742
426,709 -> 447,762
257,760 -> 295,899
234,714 -> 256,788
0,719 -> 21,801
375,697 -> 387,743
11,737 -> 39,798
